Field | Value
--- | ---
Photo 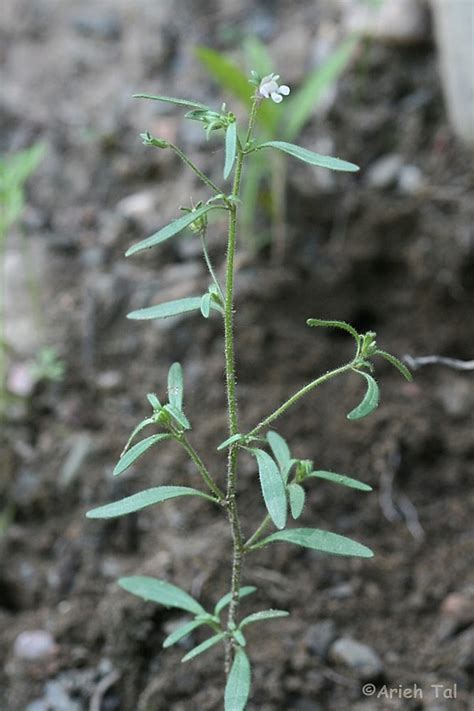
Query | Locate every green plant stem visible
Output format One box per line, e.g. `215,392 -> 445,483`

169,143 -> 222,195
200,230 -> 224,302
178,433 -> 225,501
224,98 -> 259,673
244,514 -> 271,550
248,361 -> 355,437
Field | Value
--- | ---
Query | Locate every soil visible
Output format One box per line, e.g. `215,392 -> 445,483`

1,1 -> 473,710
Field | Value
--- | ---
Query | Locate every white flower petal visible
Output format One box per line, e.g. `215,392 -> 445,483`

271,92 -> 283,103
278,85 -> 290,96
259,80 -> 278,98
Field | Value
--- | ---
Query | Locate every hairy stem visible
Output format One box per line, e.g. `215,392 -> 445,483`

244,514 -> 271,550
169,143 -> 222,195
224,98 -> 259,672
248,362 -> 355,437
200,230 -> 224,302
178,433 -> 225,501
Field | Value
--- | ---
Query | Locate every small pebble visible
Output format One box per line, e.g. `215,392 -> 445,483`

13,630 -> 58,661
330,637 -> 384,679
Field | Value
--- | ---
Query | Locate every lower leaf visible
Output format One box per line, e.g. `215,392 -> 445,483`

225,648 -> 251,711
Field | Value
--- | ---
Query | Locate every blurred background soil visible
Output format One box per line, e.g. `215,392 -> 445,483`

0,1 -> 473,709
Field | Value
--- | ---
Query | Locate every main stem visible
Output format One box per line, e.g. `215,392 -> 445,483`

223,99 -> 259,672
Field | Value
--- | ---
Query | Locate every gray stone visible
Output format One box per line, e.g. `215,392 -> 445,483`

398,164 -> 426,194
330,637 -> 384,679
366,154 -> 402,189
303,619 -> 337,658
13,630 -> 57,661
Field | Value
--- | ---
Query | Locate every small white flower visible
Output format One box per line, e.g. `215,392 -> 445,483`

258,73 -> 290,104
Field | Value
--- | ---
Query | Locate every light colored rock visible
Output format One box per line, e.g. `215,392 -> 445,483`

366,154 -> 402,189
330,637 -> 384,679
13,630 -> 57,661
398,164 -> 426,194
437,379 -> 473,418
116,190 -> 156,219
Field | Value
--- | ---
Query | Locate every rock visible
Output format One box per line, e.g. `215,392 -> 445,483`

398,164 -> 426,195
436,379 -> 473,419
366,154 -> 403,189
13,630 -> 58,661
330,637 -> 384,679
26,679 -> 81,711
438,590 -> 474,640
303,619 -> 337,658
96,370 -> 122,391
343,0 -> 429,45
326,582 -> 355,599
116,191 -> 156,220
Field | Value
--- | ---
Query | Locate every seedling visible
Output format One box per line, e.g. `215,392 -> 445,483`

87,70 -> 411,709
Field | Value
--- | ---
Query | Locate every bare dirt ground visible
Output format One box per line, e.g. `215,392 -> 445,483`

1,1 -> 473,709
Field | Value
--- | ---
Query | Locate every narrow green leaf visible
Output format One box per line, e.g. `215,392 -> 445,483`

234,630 -> 247,647
125,205 -> 215,257
288,483 -> 306,519
86,486 -> 214,519
217,433 -> 244,451
181,632 -> 225,663
113,434 -> 170,476
128,297 -> 208,321
163,619 -> 206,649
118,576 -> 205,614
251,449 -> 287,530
167,362 -> 184,410
214,586 -> 257,616
163,403 -> 190,430
256,141 -> 359,172
200,292 -> 211,318
283,37 -> 357,141
225,648 -> 251,711
224,121 -> 237,179
375,350 -> 413,381
240,609 -> 289,628
133,93 -> 209,110
306,318 -> 359,342
307,470 -> 372,492
147,393 -> 161,409
243,36 -> 273,76
266,431 -> 291,474
347,372 -> 380,420
121,417 -> 156,456
258,528 -> 374,558
196,47 -> 253,106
